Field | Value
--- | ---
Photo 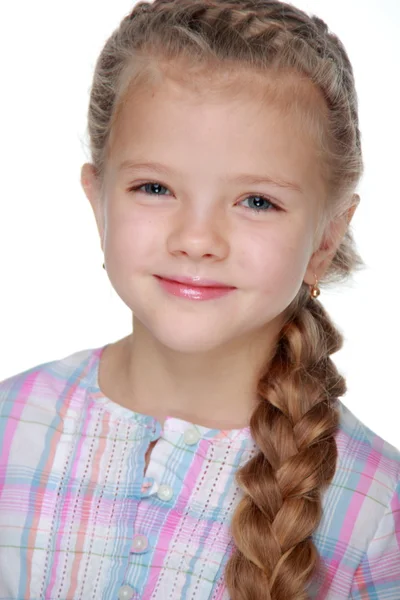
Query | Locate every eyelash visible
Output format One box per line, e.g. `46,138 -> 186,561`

128,182 -> 280,214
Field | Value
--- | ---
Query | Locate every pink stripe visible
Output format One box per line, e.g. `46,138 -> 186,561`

25,360 -> 92,600
392,491 -> 400,551
23,371 -> 72,598
66,407 -> 111,598
142,438 -> 209,598
0,376 -> 34,500
317,435 -> 384,597
46,389 -> 94,597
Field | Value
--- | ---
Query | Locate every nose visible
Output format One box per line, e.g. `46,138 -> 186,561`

166,205 -> 229,262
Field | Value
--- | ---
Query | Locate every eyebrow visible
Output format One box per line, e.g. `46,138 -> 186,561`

118,160 -> 303,193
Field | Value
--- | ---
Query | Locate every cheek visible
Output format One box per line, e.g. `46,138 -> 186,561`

106,210 -> 162,271
104,212 -> 163,312
240,228 -> 312,294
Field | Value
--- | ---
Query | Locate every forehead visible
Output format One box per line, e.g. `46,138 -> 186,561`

117,56 -> 326,119
107,58 -> 328,212
111,60 -> 327,148
112,54 -> 327,128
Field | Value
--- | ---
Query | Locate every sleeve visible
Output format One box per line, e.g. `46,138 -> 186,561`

350,477 -> 400,599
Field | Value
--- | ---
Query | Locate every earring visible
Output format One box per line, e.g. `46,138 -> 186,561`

310,274 -> 320,299
102,263 -> 105,270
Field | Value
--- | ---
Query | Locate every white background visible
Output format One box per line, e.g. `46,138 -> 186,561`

1,1 -> 399,447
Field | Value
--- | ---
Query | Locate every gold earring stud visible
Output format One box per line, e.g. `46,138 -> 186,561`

310,274 -> 320,299
102,263 -> 105,270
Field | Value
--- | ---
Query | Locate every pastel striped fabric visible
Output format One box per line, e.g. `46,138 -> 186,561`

0,346 -> 399,599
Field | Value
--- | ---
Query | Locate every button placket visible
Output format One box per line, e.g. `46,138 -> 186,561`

121,422 -> 205,599
150,424 -> 202,503
118,421 -> 165,600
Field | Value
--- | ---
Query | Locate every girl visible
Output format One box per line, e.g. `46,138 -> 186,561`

0,1 -> 399,599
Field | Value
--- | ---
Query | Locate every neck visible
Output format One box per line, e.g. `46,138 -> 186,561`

105,316 -> 284,430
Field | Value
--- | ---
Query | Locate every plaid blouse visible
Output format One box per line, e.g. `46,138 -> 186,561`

0,346 -> 399,599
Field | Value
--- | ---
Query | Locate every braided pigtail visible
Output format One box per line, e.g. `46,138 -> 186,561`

85,1 -> 365,598
225,285 -> 345,598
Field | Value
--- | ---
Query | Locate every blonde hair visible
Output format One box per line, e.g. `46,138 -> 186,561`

84,1 -> 365,598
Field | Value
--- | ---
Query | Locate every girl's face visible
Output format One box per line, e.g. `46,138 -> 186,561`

84,70 -> 332,354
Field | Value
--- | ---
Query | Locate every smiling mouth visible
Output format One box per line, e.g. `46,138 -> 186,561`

154,275 -> 235,289
154,275 -> 237,300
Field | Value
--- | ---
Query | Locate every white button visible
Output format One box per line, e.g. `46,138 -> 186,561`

131,534 -> 149,553
118,585 -> 136,600
184,428 -> 201,445
157,484 -> 173,501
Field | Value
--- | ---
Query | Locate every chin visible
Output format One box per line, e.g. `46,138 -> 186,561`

145,317 -> 236,355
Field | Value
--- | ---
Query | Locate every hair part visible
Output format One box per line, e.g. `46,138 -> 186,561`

84,1 -> 365,598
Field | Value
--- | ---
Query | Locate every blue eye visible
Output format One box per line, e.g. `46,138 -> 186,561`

129,182 -> 279,213
131,182 -> 169,195
240,195 -> 278,213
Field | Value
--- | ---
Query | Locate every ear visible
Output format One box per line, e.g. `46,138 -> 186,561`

81,163 -> 105,252
304,194 -> 360,285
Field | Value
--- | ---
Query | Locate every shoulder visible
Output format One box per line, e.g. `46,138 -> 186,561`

336,400 -> 400,482
318,400 -> 400,549
0,346 -> 102,425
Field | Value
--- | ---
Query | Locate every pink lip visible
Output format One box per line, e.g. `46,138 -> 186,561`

154,275 -> 236,301
155,275 -> 234,288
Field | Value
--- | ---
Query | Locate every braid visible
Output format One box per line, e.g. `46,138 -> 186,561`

225,286 -> 345,598
85,1 -> 365,598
